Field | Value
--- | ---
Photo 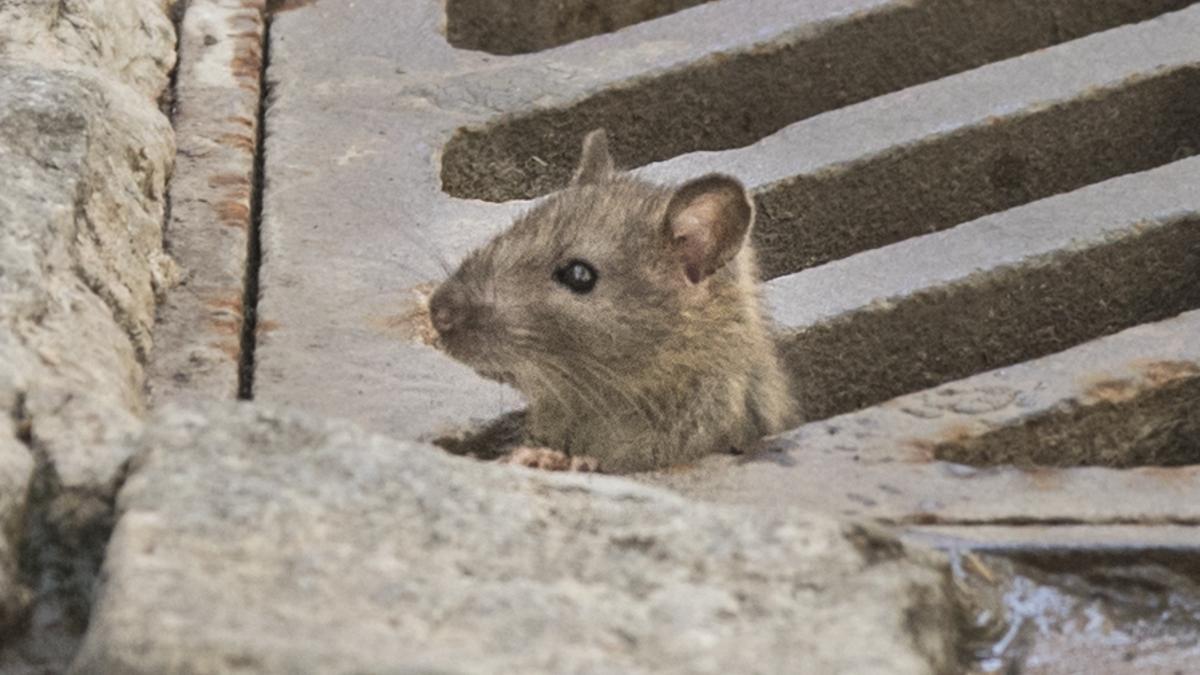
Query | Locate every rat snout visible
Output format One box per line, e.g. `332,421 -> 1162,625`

429,283 -> 467,337
428,278 -> 504,368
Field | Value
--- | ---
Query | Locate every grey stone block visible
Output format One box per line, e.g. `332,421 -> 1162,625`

74,401 -> 961,675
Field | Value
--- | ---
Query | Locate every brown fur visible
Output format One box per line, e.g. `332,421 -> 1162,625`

430,130 -> 798,472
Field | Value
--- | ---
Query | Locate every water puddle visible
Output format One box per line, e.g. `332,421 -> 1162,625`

955,552 -> 1200,673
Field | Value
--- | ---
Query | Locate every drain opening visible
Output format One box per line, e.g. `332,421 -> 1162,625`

440,0 -> 1196,202
935,369 -> 1200,467
783,216 -> 1200,423
445,0 -> 714,55
754,66 -> 1200,279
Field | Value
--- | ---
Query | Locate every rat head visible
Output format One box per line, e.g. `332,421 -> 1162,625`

428,130 -> 754,396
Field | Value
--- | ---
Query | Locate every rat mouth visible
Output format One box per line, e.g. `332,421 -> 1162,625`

433,332 -> 518,386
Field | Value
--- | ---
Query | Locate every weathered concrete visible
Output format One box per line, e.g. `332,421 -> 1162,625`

75,401 -> 962,675
639,308 -> 1200,524
148,0 -> 267,405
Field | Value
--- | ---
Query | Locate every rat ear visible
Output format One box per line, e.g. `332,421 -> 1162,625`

570,129 -> 614,185
664,174 -> 753,284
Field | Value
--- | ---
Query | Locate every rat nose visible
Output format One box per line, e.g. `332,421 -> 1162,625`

428,284 -> 465,336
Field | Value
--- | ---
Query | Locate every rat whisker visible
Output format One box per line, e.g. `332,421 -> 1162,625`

536,357 -> 623,423
507,337 -> 615,422
522,367 -> 591,431
548,348 -> 662,427
570,353 -> 666,425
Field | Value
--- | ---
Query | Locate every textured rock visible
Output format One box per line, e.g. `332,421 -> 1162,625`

76,402 -> 961,674
0,61 -> 173,520
0,0 -> 178,663
0,60 -> 174,670
0,0 -> 178,100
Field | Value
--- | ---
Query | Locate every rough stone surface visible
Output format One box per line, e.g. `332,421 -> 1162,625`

907,525 -> 1200,553
75,402 -> 961,675
0,61 -> 175,671
0,61 -> 173,529
0,0 -> 178,667
0,0 -> 179,101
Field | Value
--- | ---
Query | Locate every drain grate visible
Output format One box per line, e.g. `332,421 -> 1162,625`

440,0 -> 1196,202
445,0 -> 714,55
234,0 -> 1200,570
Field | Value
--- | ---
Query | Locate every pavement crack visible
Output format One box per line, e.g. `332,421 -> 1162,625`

3,392 -> 139,668
238,8 -> 272,400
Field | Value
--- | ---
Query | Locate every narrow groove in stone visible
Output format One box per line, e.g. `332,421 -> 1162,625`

445,0 -> 714,55
237,13 -> 271,401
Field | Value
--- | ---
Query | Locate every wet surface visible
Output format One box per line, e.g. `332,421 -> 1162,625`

956,552 -> 1200,673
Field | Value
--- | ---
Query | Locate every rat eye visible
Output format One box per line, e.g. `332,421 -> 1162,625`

554,259 -> 597,294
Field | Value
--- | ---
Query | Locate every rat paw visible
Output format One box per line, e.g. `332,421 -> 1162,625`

500,447 -> 600,472
567,455 -> 601,472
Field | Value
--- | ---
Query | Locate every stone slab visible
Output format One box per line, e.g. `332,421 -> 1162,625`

74,401 -> 960,675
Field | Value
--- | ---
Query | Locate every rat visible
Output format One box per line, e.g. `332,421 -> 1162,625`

428,129 -> 798,473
